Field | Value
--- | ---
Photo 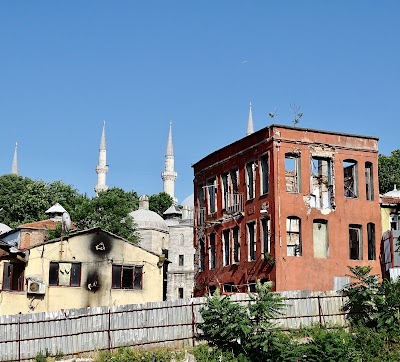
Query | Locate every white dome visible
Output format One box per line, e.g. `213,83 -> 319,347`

181,193 -> 194,208
0,223 -> 11,234
129,195 -> 168,232
384,185 -> 400,198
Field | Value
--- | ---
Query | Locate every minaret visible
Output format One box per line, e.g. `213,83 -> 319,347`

11,142 -> 18,175
246,102 -> 254,136
161,121 -> 177,202
94,121 -> 109,195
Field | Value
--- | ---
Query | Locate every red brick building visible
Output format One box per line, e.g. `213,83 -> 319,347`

192,124 -> 381,296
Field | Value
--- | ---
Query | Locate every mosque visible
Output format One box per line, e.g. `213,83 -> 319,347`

93,121 -> 195,301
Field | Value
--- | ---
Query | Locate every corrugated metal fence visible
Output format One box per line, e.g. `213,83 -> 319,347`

0,290 -> 347,361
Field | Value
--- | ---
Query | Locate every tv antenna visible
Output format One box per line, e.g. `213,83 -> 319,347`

290,104 -> 303,127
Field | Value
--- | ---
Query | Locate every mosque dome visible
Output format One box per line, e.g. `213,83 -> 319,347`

383,185 -> 400,198
129,195 -> 168,232
181,193 -> 194,220
181,193 -> 194,208
0,223 -> 11,234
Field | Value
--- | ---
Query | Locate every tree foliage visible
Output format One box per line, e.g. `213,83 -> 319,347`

378,149 -> 400,194
148,192 -> 174,216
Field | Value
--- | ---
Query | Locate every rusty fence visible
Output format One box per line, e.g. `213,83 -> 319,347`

0,291 -> 347,361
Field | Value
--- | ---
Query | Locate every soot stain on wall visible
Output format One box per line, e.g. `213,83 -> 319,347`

85,270 -> 100,293
88,232 -> 114,257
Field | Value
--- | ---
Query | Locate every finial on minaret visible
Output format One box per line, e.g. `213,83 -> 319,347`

246,102 -> 254,135
11,142 -> 18,175
94,121 -> 109,196
162,121 -> 177,203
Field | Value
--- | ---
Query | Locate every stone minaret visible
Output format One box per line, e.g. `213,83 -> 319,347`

161,121 -> 177,202
94,121 -> 109,195
246,102 -> 254,136
11,142 -> 18,175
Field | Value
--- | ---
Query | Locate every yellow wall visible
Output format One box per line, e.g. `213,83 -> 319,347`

0,230 -> 163,315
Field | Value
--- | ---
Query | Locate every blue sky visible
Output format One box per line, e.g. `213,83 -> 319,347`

0,2 -> 399,203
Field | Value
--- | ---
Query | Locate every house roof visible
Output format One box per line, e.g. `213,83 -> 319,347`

18,219 -> 60,230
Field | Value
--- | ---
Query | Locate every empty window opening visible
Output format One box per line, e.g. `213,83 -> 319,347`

287,217 -> 302,256
49,262 -> 81,287
390,214 -> 400,231
3,262 -> 25,291
112,265 -> 143,289
367,223 -> 376,260
365,162 -> 374,201
221,173 -> 229,210
344,160 -> 358,198
313,220 -> 329,258
223,282 -> 235,293
178,287 -> 184,299
349,225 -> 362,260
209,285 -> 217,295
260,154 -> 269,195
206,178 -> 217,214
246,161 -> 256,200
248,221 -> 256,261
261,218 -> 271,255
233,228 -> 240,263
223,230 -> 231,266
209,234 -> 216,270
178,254 -> 184,266
199,238 -> 205,271
310,156 -> 334,209
285,153 -> 300,192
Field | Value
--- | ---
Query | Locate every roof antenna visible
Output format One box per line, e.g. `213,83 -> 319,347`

290,103 -> 303,127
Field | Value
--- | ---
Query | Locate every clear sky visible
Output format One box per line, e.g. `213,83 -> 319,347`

0,1 -> 399,203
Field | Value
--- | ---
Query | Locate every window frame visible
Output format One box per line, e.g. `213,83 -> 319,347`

365,162 -> 374,201
285,153 -> 301,193
313,219 -> 329,258
349,224 -> 363,260
286,216 -> 302,257
261,218 -> 271,255
233,227 -> 240,263
367,222 -> 376,260
2,262 -> 25,291
223,229 -> 231,266
247,221 -> 256,261
178,254 -> 184,266
246,161 -> 256,200
259,153 -> 269,195
344,160 -> 358,199
209,234 -> 216,270
112,264 -> 143,290
49,261 -> 81,287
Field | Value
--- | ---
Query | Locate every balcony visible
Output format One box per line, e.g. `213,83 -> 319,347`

224,193 -> 244,214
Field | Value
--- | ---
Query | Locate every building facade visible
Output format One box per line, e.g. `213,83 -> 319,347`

193,124 -> 382,295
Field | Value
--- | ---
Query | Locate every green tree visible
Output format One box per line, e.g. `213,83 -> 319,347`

378,149 -> 400,194
149,192 -> 174,216
73,187 -> 139,244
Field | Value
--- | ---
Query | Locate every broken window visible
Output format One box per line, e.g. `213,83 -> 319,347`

285,153 -> 300,193
49,262 -> 81,287
261,218 -> 271,255
344,160 -> 358,198
3,262 -> 25,291
349,225 -> 362,260
287,217 -> 301,256
209,234 -> 216,270
199,238 -> 205,271
248,221 -> 256,261
313,219 -> 329,258
365,162 -> 374,201
367,223 -> 376,260
178,254 -> 184,266
260,154 -> 269,195
233,227 -> 240,263
310,156 -> 334,209
206,178 -> 217,214
112,265 -> 143,289
223,230 -> 231,266
246,161 -> 256,200
221,172 -> 229,210
225,168 -> 243,213
197,185 -> 206,225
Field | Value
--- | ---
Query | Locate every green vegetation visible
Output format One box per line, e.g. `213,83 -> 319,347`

0,175 -> 174,244
378,148 -> 400,194
93,347 -> 185,362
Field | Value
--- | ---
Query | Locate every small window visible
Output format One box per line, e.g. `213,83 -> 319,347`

199,238 -> 205,271
248,221 -> 256,261
261,218 -> 270,255
246,161 -> 256,200
223,282 -> 235,293
260,154 -> 269,195
209,234 -> 216,270
2,262 -> 25,291
248,281 -> 256,293
223,230 -> 231,266
349,225 -> 362,260
313,220 -> 329,258
344,160 -> 358,198
367,223 -> 376,260
178,255 -> 184,266
287,217 -> 301,256
178,287 -> 184,299
285,153 -> 300,193
233,228 -> 240,263
49,262 -> 81,287
206,178 -> 217,214
112,265 -> 143,289
365,162 -> 374,201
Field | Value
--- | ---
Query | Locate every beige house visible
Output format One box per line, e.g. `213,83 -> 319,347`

0,228 -> 164,315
